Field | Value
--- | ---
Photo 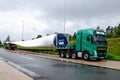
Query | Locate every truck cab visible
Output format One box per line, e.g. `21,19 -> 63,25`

76,28 -> 107,60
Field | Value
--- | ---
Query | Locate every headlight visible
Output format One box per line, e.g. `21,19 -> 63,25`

94,50 -> 97,57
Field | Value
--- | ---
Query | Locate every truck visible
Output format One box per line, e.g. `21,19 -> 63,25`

57,28 -> 107,60
9,28 -> 107,60
4,42 -> 17,50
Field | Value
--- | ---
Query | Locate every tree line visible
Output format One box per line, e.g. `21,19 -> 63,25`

106,24 -> 120,38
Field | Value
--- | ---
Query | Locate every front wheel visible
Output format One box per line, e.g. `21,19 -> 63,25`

82,52 -> 90,60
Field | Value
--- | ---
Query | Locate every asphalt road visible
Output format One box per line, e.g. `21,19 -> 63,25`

0,49 -> 120,80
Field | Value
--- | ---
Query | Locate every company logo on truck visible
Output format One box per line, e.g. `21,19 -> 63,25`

58,39 -> 65,45
53,34 -> 68,48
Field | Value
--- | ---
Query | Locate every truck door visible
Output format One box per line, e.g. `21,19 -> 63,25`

83,35 -> 94,55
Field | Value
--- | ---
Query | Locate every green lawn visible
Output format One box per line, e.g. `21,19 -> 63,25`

0,45 -> 3,48
107,38 -> 120,61
17,46 -> 58,55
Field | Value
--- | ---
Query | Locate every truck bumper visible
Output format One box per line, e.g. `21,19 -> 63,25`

90,56 -> 106,59
90,50 -> 107,59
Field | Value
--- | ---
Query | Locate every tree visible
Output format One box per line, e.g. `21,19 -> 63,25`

114,24 -> 120,37
69,34 -> 73,41
65,34 -> 73,41
73,32 -> 76,40
106,26 -> 114,38
0,40 -> 2,46
46,34 -> 50,36
36,34 -> 42,39
96,26 -> 100,30
6,35 -> 10,41
106,24 -> 120,38
3,35 -> 10,44
32,38 -> 35,40
106,26 -> 110,33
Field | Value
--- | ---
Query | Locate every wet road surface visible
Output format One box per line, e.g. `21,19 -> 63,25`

0,49 -> 120,80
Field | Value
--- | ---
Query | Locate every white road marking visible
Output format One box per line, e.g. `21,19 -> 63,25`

28,58 -> 33,59
0,56 -> 6,61
23,56 -> 33,60
8,61 -> 41,78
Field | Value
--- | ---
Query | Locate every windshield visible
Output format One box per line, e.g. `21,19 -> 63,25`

94,35 -> 107,46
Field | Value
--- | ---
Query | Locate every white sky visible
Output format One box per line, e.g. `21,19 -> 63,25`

0,0 -> 120,41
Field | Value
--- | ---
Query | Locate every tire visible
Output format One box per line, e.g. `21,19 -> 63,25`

71,51 -> 77,59
82,52 -> 90,60
66,50 -> 71,58
60,50 -> 65,58
58,51 -> 61,57
8,47 -> 11,50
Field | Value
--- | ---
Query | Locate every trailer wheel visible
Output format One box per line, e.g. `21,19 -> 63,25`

58,51 -> 61,57
60,50 -> 66,58
71,51 -> 77,59
66,50 -> 71,58
82,52 -> 90,60
8,46 -> 11,50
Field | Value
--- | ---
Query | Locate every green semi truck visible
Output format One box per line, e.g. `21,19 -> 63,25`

58,28 -> 107,60
5,28 -> 107,61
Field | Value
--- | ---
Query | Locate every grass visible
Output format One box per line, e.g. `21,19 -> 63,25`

17,45 -> 58,55
0,45 -> 3,48
107,38 -> 120,61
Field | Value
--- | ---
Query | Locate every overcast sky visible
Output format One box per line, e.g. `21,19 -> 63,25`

0,0 -> 120,41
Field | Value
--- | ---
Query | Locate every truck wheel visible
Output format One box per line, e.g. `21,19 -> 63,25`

82,52 -> 90,60
60,50 -> 65,58
66,50 -> 71,58
71,51 -> 77,59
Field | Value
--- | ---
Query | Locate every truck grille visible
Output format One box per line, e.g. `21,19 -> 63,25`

97,50 -> 107,57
